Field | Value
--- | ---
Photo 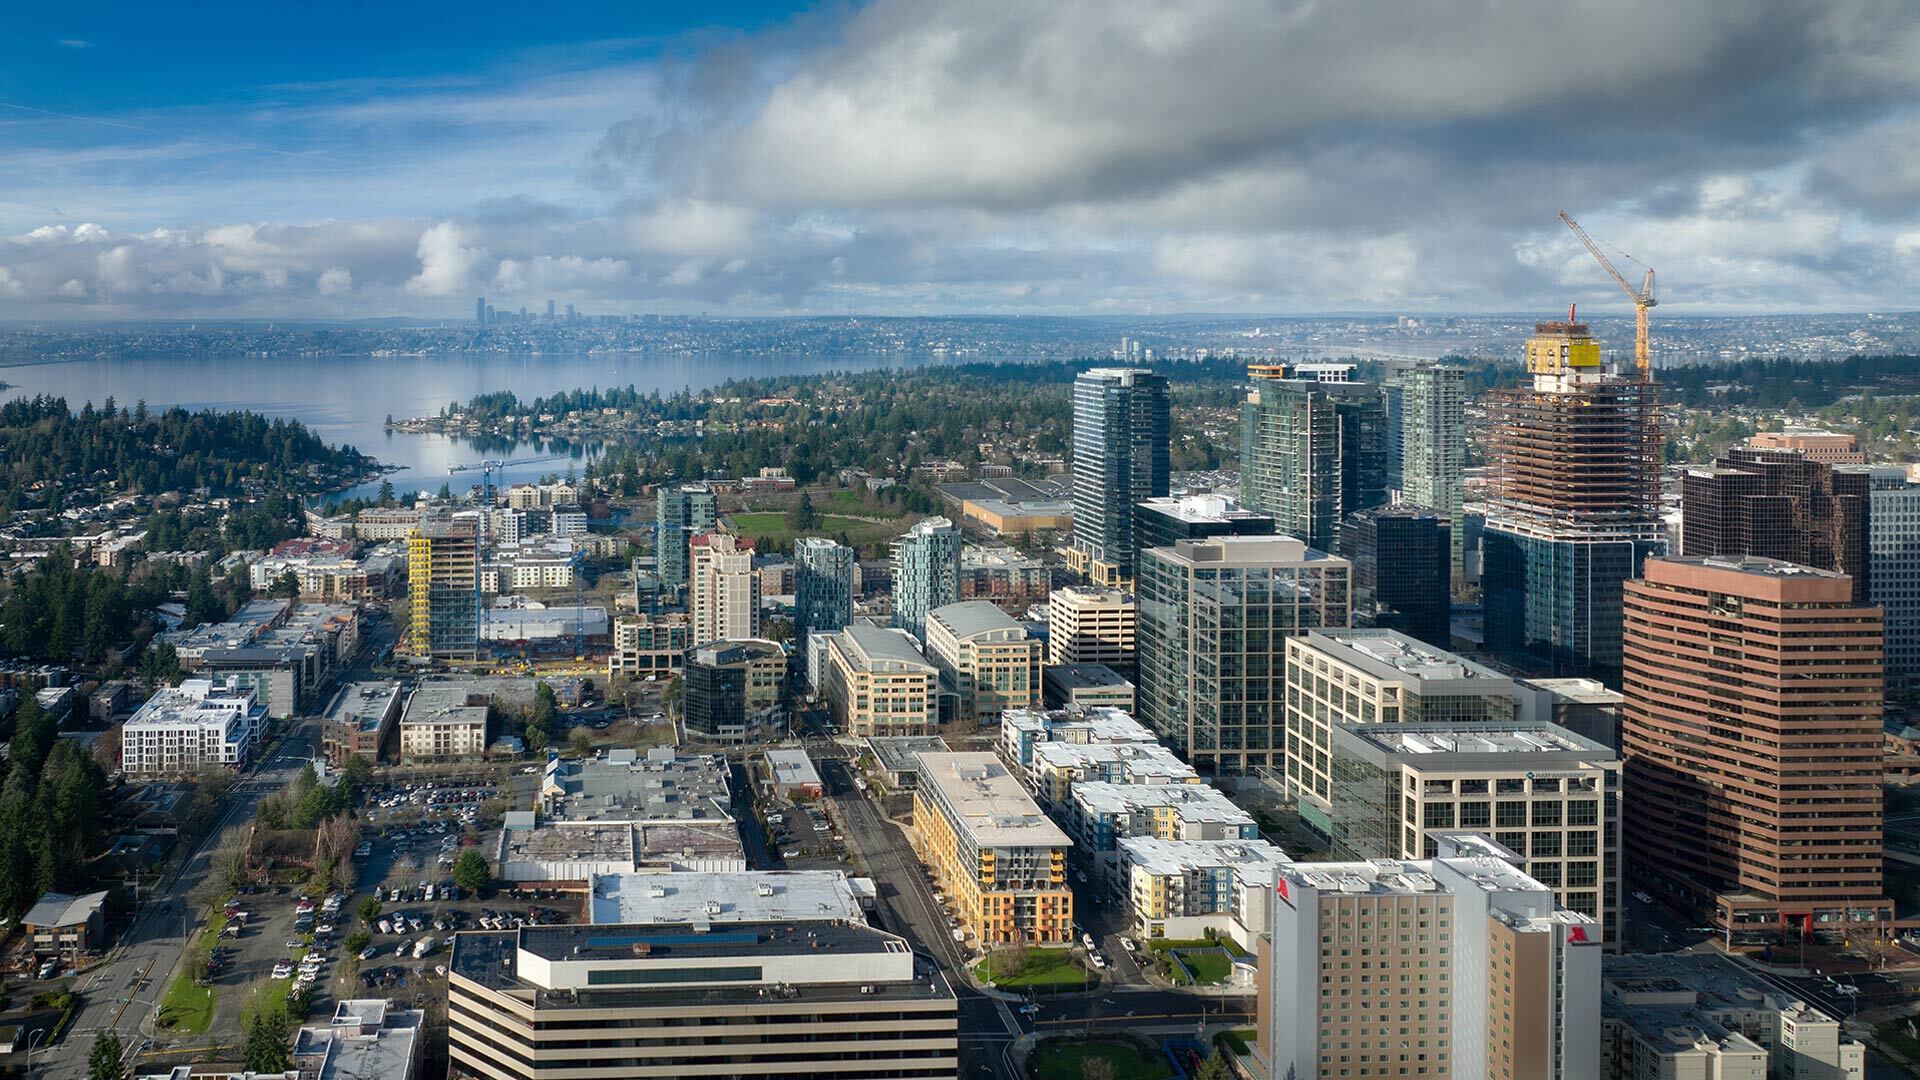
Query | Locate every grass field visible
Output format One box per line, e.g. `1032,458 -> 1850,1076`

1175,948 -> 1233,985
820,489 -> 907,518
1215,1028 -> 1254,1056
1030,1038 -> 1170,1080
728,512 -> 902,552
975,947 -> 1093,990
1148,938 -> 1246,986
160,971 -> 214,1033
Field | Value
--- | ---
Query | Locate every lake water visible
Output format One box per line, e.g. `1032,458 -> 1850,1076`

3,352 -> 942,501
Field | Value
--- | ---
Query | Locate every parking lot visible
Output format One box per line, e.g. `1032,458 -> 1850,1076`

192,773 -> 536,1032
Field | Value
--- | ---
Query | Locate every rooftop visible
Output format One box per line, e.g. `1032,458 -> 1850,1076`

325,682 -> 403,734
836,624 -> 938,671
1518,677 -> 1622,705
1136,493 -> 1272,526
865,735 -> 951,774
1350,724 -> 1614,760
21,890 -> 107,928
1043,663 -> 1134,691
1301,629 -> 1512,686
1072,781 -> 1251,823
1281,850 -> 1544,898
540,748 -> 734,824
1662,554 -> 1849,579
290,1000 -> 422,1080
400,681 -> 490,728
1117,837 -> 1291,883
927,600 -> 1024,638
588,871 -> 864,925
1602,952 -> 1849,1031
1148,534 -> 1344,568
1003,705 -> 1155,745
1032,740 -> 1195,779
126,679 -> 262,729
765,748 -> 822,789
917,753 -> 1072,849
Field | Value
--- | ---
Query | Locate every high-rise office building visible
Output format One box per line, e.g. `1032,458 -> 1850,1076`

654,483 -> 716,592
1680,446 -> 1871,601
793,537 -> 854,661
474,296 -> 486,324
1340,505 -> 1451,647
1068,368 -> 1170,585
1621,555 -> 1891,938
1388,364 -> 1467,583
1869,466 -> 1920,686
1481,318 -> 1663,683
1136,535 -> 1351,776
1046,585 -> 1136,672
545,299 -> 555,319
1240,365 -> 1389,553
689,533 -> 759,645
1132,492 -> 1275,557
891,516 -> 961,641
1259,833 -> 1602,1080
407,512 -> 478,659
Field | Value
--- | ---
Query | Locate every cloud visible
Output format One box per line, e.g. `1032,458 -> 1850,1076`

404,221 -> 487,296
57,39 -> 90,49
317,266 -> 353,295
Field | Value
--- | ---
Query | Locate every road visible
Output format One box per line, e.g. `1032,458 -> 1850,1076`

46,721 -> 322,1080
819,757 -> 1028,1080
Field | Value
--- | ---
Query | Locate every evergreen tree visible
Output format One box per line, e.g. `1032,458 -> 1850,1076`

88,1031 -> 126,1080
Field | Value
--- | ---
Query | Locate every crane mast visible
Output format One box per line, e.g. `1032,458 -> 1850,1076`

1558,211 -> 1656,380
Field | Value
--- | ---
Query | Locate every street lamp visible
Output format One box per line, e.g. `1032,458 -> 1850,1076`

24,1027 -> 46,1078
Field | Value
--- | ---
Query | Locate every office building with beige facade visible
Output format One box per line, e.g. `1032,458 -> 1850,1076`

399,681 -> 491,761
818,624 -> 941,738
1283,629 -> 1514,835
1046,586 -> 1136,672
1326,722 -> 1622,948
447,919 -> 957,1080
1259,833 -> 1602,1080
923,601 -> 1040,723
689,532 -> 760,645
911,752 -> 1073,946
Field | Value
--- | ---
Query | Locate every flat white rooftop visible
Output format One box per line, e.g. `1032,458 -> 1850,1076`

917,752 -> 1072,849
589,871 -> 865,925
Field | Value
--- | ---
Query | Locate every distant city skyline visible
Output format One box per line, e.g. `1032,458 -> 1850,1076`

3,1 -> 1918,319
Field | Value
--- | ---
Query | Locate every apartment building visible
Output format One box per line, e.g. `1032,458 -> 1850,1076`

1120,837 -> 1290,950
1070,781 -> 1258,890
690,532 -> 760,645
1029,741 -> 1198,809
923,601 -> 1041,723
1000,704 -> 1157,769
321,681 -> 404,764
1600,954 -> 1864,1080
122,679 -> 265,774
912,752 -> 1073,946
399,681 -> 491,762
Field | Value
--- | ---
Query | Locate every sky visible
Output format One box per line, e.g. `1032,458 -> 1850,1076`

3,0 -> 1919,320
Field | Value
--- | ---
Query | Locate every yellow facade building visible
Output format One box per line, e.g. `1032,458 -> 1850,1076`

912,752 -> 1074,946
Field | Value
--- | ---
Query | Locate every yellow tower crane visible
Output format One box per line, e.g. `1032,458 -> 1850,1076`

1558,210 -> 1656,380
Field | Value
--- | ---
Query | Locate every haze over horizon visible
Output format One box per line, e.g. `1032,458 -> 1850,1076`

4,0 -> 1919,321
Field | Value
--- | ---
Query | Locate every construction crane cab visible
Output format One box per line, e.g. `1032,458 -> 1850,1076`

1558,211 -> 1657,380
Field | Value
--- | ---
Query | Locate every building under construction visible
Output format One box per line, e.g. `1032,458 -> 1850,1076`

1481,318 -> 1664,683
407,511 -> 480,660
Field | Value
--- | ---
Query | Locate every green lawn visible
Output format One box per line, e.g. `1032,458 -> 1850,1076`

728,512 -> 902,551
1030,1038 -> 1170,1080
820,489 -> 907,518
975,947 -> 1093,990
160,971 -> 213,1034
1215,1028 -> 1254,1057
1876,1019 -> 1920,1065
1176,949 -> 1233,985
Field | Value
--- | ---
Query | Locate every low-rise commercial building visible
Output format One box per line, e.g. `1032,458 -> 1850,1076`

122,679 -> 265,774
22,890 -> 108,961
399,681 -> 491,762
1041,663 -> 1135,712
1601,954 -> 1864,1080
923,601 -> 1041,723
959,546 -> 1050,612
479,598 -> 608,645
819,624 -> 941,738
248,539 -> 404,602
168,599 -> 362,719
1259,834 -> 1602,1080
321,681 -> 404,764
540,747 -> 734,825
764,748 -> 823,799
448,919 -> 958,1080
293,1000 -> 424,1080
586,870 -> 867,925
864,735 -> 951,790
912,752 -> 1074,945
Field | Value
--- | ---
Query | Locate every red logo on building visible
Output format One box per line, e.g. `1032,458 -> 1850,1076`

1566,925 -> 1589,944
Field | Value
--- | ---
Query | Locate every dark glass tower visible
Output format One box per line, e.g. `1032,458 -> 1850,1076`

1069,368 -> 1170,585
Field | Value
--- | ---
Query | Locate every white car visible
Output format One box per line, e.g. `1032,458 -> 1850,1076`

271,962 -> 294,979
1632,891 -> 1654,904
1119,938 -> 1136,953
